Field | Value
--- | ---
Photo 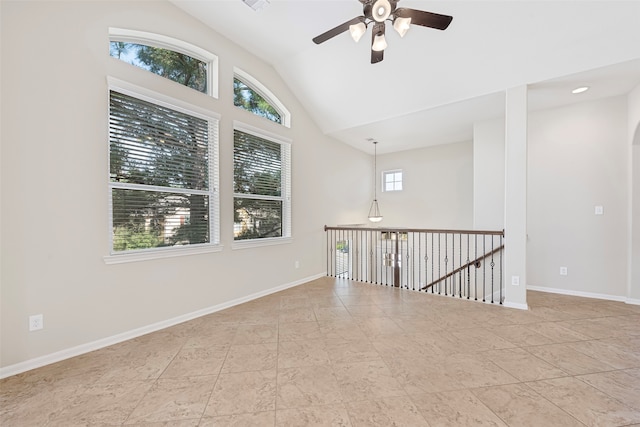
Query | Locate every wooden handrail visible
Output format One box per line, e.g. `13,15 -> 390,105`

422,244 -> 505,290
324,225 -> 504,236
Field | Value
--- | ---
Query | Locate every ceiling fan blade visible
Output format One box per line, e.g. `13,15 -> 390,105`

371,22 -> 385,64
312,16 -> 366,44
394,8 -> 453,30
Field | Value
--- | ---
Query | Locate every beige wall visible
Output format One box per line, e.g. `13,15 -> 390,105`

473,118 -> 506,230
527,96 -> 630,298
374,141 -> 474,230
629,84 -> 640,301
0,0 -> 370,372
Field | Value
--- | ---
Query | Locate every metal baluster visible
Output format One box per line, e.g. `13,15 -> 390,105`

358,230 -> 361,282
444,233 -> 448,296
438,233 -> 442,295
451,233 -> 455,297
431,233 -> 435,294
370,229 -> 374,284
499,233 -> 504,304
466,234 -> 470,299
408,233 -> 412,290
384,232 -> 388,287
417,232 -> 421,291
482,235 -> 486,302
490,236 -> 495,304
474,234 -> 478,301
458,233 -> 462,298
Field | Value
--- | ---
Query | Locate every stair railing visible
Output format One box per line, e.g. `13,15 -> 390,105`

325,225 -> 505,304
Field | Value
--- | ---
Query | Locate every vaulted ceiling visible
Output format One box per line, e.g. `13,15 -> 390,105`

171,0 -> 640,154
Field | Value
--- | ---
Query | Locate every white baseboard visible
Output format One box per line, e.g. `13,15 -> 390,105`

502,300 -> 529,310
527,285 -> 634,304
0,273 -> 325,380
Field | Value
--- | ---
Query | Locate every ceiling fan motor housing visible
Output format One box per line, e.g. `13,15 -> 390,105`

366,0 -> 398,23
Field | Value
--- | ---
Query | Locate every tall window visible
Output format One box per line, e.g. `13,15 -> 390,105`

108,81 -> 219,256
109,28 -> 218,98
383,170 -> 403,192
233,68 -> 291,128
233,123 -> 291,243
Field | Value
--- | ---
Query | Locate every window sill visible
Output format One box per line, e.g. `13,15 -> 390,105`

104,244 -> 223,264
231,237 -> 292,250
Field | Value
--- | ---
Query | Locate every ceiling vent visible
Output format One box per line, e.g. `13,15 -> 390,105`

242,0 -> 270,12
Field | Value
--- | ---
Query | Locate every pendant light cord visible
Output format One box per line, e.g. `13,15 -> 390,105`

373,141 -> 377,200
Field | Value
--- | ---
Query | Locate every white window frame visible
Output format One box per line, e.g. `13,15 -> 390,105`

382,169 -> 403,192
233,67 -> 291,128
232,121 -> 292,250
104,77 -> 221,264
109,28 -> 219,99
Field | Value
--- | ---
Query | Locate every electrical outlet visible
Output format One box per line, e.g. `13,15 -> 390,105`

29,314 -> 43,331
294,260 -> 300,269
511,276 -> 520,286
560,266 -> 568,276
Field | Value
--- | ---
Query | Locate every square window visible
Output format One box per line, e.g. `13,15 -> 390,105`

383,170 -> 403,192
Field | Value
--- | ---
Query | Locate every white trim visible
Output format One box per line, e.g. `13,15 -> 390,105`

232,121 -> 292,243
107,76 -> 221,122
627,144 -> 631,300
503,301 -> 529,310
210,118 -> 221,247
528,285 -> 628,302
107,77 -> 221,260
626,298 -> 640,306
0,273 -> 325,379
232,237 -> 293,250
109,28 -> 219,99
233,120 -> 292,145
233,67 -> 291,128
382,169 -> 403,192
104,244 -> 223,264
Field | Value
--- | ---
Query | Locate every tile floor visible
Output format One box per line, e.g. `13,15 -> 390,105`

2,276 -> 640,426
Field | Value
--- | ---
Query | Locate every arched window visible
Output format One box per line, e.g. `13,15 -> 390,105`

109,28 -> 219,98
233,67 -> 291,128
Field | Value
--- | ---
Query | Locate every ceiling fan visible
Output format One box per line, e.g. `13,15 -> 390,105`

312,0 -> 453,64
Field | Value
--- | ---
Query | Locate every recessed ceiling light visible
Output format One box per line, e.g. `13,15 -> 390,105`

572,86 -> 589,94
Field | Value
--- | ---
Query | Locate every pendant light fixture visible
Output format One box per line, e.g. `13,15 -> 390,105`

368,140 -> 383,223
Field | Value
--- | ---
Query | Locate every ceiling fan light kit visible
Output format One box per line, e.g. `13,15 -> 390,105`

393,16 -> 411,37
349,22 -> 367,42
372,33 -> 388,52
312,0 -> 453,64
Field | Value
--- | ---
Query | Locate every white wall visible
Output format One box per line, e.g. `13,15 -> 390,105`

629,84 -> 640,301
374,141 -> 474,230
0,1 -> 369,372
527,96 -> 629,298
473,118 -> 505,230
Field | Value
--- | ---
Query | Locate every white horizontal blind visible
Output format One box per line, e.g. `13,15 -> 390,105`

233,128 -> 290,241
109,90 -> 216,252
